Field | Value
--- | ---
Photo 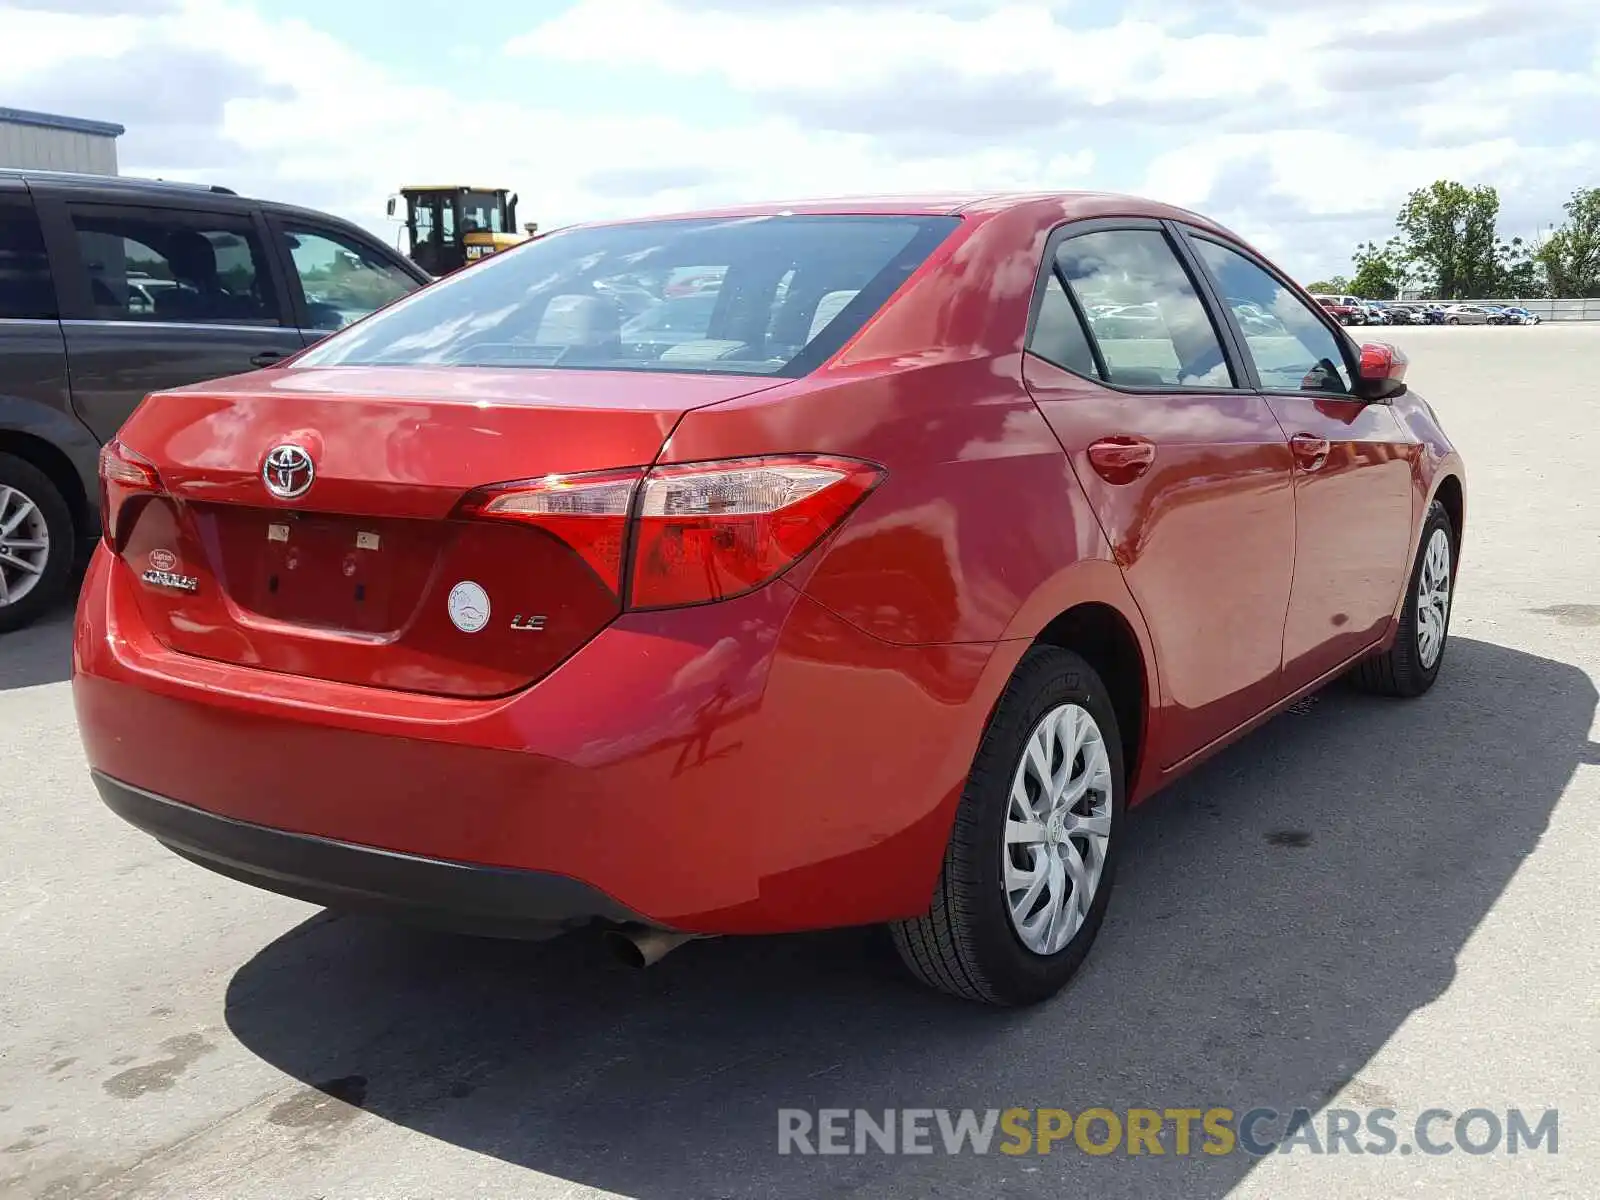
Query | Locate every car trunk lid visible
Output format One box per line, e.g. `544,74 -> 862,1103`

110,366 -> 785,697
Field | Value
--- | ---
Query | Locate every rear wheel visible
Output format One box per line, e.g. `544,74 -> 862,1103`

1351,500 -> 1454,697
891,646 -> 1126,1006
0,453 -> 75,634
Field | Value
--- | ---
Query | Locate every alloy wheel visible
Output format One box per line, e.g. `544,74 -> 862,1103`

0,484 -> 51,609
1415,526 -> 1452,669
1003,703 -> 1114,956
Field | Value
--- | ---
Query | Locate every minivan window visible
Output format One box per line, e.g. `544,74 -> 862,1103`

0,200 -> 56,320
294,215 -> 961,377
1191,238 -> 1352,395
280,226 -> 418,331
68,208 -> 279,325
1056,229 -> 1234,389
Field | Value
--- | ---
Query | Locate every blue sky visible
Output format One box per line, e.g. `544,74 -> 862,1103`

5,0 -> 1598,281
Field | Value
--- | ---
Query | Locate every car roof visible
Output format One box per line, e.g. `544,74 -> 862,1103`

0,166 -> 238,197
0,168 -> 370,227
568,190 -> 1236,229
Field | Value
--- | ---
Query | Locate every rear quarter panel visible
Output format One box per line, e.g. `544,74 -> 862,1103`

659,202 -> 1165,817
660,358 -> 1115,649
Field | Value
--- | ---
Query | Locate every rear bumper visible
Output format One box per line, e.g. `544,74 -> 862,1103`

74,546 -> 1014,935
94,772 -> 644,938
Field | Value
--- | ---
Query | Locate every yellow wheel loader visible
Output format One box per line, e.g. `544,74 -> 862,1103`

387,186 -> 538,276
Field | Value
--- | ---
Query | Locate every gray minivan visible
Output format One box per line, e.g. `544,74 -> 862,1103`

0,169 -> 429,632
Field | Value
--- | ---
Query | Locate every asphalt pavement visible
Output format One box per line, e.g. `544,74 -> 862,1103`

2,325 -> 1596,1199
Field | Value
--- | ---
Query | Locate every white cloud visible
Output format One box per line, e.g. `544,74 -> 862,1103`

2,0 -> 1098,226
510,0 -> 1316,109
3,0 -> 1597,282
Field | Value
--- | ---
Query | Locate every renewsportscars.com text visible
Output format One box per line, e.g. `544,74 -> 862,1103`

777,1106 -> 1559,1157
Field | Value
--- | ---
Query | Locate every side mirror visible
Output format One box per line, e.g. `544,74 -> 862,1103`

1356,342 -> 1408,400
385,197 -> 397,218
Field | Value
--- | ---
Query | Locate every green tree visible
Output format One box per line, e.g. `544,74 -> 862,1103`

1348,238 -> 1408,299
1536,187 -> 1600,297
1395,180 -> 1502,299
1305,275 -> 1349,293
1495,237 -> 1543,298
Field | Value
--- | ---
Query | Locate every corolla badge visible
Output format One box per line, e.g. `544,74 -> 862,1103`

262,444 -> 315,500
448,581 -> 491,633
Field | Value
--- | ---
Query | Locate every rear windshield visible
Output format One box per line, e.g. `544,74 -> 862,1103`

293,214 -> 960,377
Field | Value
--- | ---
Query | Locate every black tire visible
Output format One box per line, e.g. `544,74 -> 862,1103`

1350,500 -> 1454,698
0,452 -> 76,635
1447,316 -> 1459,325
891,646 -> 1127,1006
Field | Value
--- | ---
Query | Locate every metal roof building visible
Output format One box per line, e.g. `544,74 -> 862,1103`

0,107 -> 124,176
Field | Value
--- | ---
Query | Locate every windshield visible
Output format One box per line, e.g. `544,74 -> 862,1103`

293,214 -> 959,377
460,191 -> 507,235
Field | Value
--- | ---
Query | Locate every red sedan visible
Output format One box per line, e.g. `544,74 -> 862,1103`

74,193 -> 1464,1005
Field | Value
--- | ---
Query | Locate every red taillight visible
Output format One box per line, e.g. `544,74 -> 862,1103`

97,439 -> 163,547
630,456 -> 883,609
455,467 -> 642,593
458,454 -> 884,609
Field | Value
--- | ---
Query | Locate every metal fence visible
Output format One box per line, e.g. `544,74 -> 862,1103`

1431,298 -> 1600,321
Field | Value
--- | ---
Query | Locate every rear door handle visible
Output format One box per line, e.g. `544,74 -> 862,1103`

250,351 -> 286,369
1290,432 -> 1331,471
1086,436 -> 1156,484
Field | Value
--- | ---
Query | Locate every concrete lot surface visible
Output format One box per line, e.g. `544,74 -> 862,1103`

1,325 -> 1596,1199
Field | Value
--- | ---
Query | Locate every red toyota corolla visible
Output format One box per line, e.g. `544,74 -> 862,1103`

74,193 -> 1464,1005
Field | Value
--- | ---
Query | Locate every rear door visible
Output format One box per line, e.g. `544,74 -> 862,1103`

1179,230 -> 1417,690
43,195 -> 302,442
263,215 -> 424,345
1022,220 -> 1297,767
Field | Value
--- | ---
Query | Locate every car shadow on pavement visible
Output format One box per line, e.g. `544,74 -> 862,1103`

0,603 -> 75,691
224,636 -> 1596,1199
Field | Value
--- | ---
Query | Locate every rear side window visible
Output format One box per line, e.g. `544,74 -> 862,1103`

67,207 -> 280,325
1027,274 -> 1101,378
294,214 -> 961,377
1056,230 -> 1234,389
0,198 -> 57,320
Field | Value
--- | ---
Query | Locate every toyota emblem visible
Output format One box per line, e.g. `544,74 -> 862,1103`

263,444 -> 315,500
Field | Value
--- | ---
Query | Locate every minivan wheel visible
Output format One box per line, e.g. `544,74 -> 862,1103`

890,646 -> 1126,1006
0,453 -> 75,634
1350,500 -> 1454,698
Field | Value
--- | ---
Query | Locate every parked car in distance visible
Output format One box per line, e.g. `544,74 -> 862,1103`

1230,300 -> 1283,336
1360,301 -> 1390,325
1497,306 -> 1541,325
1440,304 -> 1492,325
1383,304 -> 1417,325
0,168 -> 430,631
1312,293 -> 1365,324
75,192 -> 1465,1006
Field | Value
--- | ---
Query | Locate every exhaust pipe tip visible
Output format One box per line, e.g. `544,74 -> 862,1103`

603,926 -> 700,968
